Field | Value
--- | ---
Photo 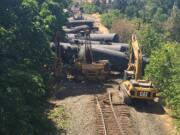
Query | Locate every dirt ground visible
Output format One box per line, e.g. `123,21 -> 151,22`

50,80 -> 106,135
50,79 -> 179,135
129,101 -> 176,135
84,13 -> 109,34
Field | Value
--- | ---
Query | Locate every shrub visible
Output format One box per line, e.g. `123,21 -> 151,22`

137,25 -> 161,57
145,42 -> 180,122
101,10 -> 124,29
111,19 -> 135,43
0,0 -> 68,134
83,3 -> 99,14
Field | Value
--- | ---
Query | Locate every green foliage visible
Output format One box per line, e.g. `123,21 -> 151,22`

83,2 -> 109,14
125,0 -> 144,18
111,19 -> 135,43
0,0 -> 68,134
110,0 -> 180,23
83,3 -> 99,14
101,10 -> 124,29
0,69 -> 47,135
112,0 -> 180,24
137,25 -> 161,57
48,106 -> 68,132
145,42 -> 180,123
166,3 -> 180,43
102,0 -> 180,43
112,0 -> 144,18
112,0 -> 127,13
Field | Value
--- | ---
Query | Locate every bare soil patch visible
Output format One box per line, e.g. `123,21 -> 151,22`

85,13 -> 109,34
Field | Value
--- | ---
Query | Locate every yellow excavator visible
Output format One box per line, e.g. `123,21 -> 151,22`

74,30 -> 110,81
120,34 -> 158,103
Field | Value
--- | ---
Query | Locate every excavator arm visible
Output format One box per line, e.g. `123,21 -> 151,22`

125,34 -> 142,80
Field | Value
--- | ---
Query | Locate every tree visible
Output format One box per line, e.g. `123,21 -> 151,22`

137,25 -> 161,57
145,42 -> 180,119
112,0 -> 144,18
101,10 -> 124,29
0,0 -> 68,134
83,3 -> 99,14
166,3 -> 180,42
112,0 -> 127,13
111,19 -> 135,43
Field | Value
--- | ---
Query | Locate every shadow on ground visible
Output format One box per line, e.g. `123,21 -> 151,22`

54,80 -> 111,100
54,79 -> 165,115
54,77 -> 121,100
130,99 -> 165,115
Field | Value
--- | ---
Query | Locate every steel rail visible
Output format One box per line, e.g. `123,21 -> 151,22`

108,91 -> 125,135
96,97 -> 107,135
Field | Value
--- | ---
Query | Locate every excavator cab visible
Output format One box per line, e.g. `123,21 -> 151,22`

120,34 -> 158,102
123,70 -> 135,80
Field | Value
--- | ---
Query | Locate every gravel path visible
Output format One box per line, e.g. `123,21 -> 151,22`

62,95 -> 96,135
129,101 -> 173,135
51,81 -> 106,135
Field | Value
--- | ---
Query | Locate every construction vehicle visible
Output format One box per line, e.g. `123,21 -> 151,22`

120,34 -> 158,103
74,30 -> 110,81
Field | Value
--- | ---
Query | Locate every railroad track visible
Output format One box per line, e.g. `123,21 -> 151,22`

96,91 -> 134,135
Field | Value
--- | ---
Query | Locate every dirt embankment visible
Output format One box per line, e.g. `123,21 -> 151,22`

85,13 -> 109,34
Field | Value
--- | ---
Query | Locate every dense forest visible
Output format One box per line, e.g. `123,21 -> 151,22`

0,0 -> 70,134
83,0 -> 180,129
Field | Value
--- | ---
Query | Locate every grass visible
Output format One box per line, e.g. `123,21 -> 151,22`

173,113 -> 180,133
165,107 -> 180,134
47,105 -> 68,133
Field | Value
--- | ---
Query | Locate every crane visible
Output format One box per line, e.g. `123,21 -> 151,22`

74,29 -> 110,81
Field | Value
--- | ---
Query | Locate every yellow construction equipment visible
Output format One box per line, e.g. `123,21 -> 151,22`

74,30 -> 110,81
120,34 -> 158,103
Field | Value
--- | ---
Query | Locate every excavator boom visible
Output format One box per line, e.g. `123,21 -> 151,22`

127,34 -> 142,80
